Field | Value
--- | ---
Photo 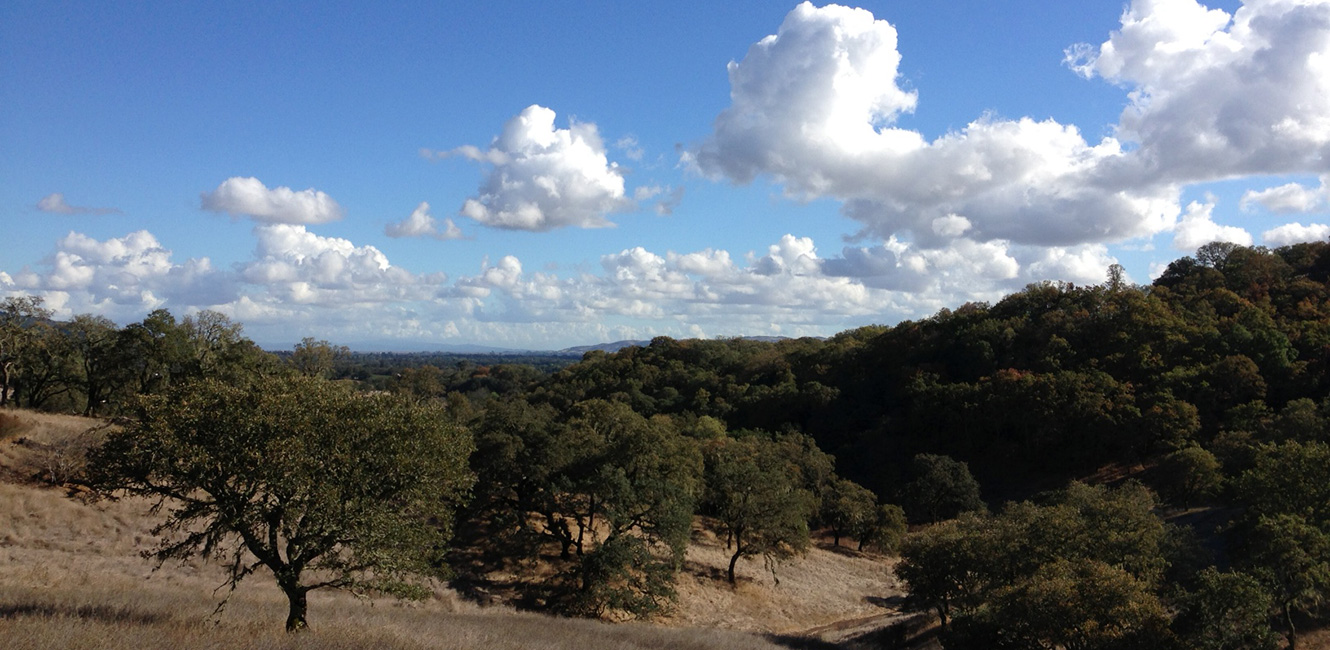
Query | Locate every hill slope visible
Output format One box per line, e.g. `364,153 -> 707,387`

0,409 -> 902,649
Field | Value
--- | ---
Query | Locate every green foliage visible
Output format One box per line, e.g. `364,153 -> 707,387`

855,503 -> 907,553
1236,439 -> 1330,526
289,337 -> 348,378
903,454 -> 985,524
1244,514 -> 1330,649
821,477 -> 877,547
87,375 -> 475,631
703,435 -> 817,584
1173,568 -> 1278,650
1155,446 -> 1222,509
470,398 -> 701,618
0,294 -> 53,407
898,482 -> 1170,643
897,513 -> 993,627
949,559 -> 1172,650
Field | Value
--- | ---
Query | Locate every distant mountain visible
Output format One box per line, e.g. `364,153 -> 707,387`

334,341 -> 530,354
556,340 -> 650,355
335,335 -> 799,356
555,336 -> 797,357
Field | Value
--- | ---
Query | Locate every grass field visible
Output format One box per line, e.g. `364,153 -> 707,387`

0,409 -> 905,649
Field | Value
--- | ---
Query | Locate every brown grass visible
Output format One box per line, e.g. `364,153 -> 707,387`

668,524 -> 901,635
0,409 -> 901,649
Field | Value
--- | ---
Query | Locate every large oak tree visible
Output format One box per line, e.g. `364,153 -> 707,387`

89,374 -> 474,631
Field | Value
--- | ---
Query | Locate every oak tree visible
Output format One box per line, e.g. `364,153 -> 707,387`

89,375 -> 474,631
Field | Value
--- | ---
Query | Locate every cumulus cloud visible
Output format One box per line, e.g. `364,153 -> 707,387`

1263,222 -> 1330,246
1172,199 -> 1253,251
2,224 -> 1133,349
384,202 -> 465,240
36,193 -> 121,215
242,225 -> 441,305
438,232 -> 1122,338
696,0 -> 1330,252
1241,176 -> 1330,214
5,230 -> 233,318
694,2 -> 1176,248
201,177 -> 344,224
453,105 -> 633,231
1070,0 -> 1330,183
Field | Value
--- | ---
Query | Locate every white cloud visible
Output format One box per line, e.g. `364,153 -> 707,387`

1019,244 -> 1121,287
7,230 -> 233,319
1241,176 -> 1330,213
36,193 -> 120,215
1071,0 -> 1330,184
1172,199 -> 1254,251
384,202 -> 465,240
695,2 -> 1177,248
1263,222 -> 1330,246
241,225 -> 440,305
454,105 -> 633,231
201,177 -> 344,224
697,0 -> 1330,253
2,225 -> 1132,349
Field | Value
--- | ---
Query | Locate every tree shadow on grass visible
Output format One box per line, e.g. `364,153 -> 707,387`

0,601 -> 166,625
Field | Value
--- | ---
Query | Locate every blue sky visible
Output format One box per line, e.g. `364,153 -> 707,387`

3,0 -> 1329,350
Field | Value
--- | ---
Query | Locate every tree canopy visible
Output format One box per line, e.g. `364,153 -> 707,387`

88,374 -> 475,631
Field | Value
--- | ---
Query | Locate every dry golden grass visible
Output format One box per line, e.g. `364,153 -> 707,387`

0,409 -> 901,649
668,524 -> 901,635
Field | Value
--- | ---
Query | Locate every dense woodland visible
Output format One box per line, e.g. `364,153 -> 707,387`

5,240 -> 1330,646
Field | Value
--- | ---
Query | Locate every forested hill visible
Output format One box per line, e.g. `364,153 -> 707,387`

520,240 -> 1330,500
4,240 -> 1329,504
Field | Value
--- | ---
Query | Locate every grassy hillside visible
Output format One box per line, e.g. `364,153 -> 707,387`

0,409 -> 904,649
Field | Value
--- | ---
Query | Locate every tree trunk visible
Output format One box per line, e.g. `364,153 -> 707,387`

728,548 -> 741,585
833,528 -> 841,547
1286,603 -> 1297,650
285,587 -> 309,632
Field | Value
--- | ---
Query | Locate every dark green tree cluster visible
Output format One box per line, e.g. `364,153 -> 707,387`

461,394 -> 890,617
0,299 -> 273,414
898,482 -> 1181,649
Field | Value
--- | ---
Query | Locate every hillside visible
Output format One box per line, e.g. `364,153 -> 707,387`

0,409 -> 906,649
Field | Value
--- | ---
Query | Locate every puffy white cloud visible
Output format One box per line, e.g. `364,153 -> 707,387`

201,177 -> 344,224
36,193 -> 120,215
1241,176 -> 1330,213
697,1 -> 918,186
241,225 -> 440,305
695,2 -> 1176,248
1172,199 -> 1254,250
6,230 -> 234,319
1,224 -> 1132,349
384,202 -> 465,240
697,1 -> 1330,253
454,105 -> 633,231
1262,222 -> 1330,246
1071,0 -> 1330,183
1018,244 -> 1122,287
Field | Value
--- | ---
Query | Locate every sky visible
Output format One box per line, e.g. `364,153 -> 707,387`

3,0 -> 1330,351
